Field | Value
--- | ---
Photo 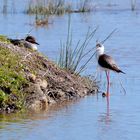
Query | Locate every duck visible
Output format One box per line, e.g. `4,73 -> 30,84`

8,35 -> 39,51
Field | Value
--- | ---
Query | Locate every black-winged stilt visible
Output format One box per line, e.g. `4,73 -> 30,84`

96,43 -> 125,104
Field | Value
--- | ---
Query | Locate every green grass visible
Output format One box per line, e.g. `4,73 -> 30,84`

0,35 -> 10,44
0,46 -> 27,110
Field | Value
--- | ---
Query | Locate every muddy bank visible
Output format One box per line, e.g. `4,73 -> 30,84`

0,38 -> 98,113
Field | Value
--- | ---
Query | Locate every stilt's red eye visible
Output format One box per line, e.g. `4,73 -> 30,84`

96,43 -> 101,48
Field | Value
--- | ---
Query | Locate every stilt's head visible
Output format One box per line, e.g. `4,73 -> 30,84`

96,43 -> 105,56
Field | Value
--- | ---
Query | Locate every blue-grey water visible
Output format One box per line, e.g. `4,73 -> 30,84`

0,0 -> 140,140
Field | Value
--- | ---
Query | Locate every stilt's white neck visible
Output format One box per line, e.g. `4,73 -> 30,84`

96,44 -> 105,59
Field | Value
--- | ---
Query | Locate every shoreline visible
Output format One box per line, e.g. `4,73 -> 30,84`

0,39 -> 98,113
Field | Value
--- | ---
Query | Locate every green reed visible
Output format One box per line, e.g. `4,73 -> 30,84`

58,16 -> 98,74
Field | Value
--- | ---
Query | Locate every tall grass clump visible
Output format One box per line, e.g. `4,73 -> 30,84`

27,0 -> 71,26
26,0 -> 93,15
26,0 -> 71,15
26,0 -> 94,26
58,17 -> 98,74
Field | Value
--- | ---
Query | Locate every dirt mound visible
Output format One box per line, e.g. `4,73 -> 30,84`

0,40 -> 98,113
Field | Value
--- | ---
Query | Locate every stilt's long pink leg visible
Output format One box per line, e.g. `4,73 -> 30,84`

105,71 -> 110,106
107,71 -> 110,95
105,71 -> 110,95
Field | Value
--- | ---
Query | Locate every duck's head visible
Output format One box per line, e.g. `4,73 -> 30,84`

25,36 -> 39,45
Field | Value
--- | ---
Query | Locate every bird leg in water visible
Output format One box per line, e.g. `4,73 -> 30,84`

105,71 -> 110,106
105,71 -> 110,95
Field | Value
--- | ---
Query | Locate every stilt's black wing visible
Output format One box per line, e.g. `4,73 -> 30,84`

98,54 -> 125,74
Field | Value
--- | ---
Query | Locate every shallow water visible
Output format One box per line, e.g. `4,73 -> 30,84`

0,0 -> 140,140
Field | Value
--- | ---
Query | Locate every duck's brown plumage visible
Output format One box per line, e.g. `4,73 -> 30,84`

8,36 -> 39,46
8,39 -> 21,46
98,54 -> 125,74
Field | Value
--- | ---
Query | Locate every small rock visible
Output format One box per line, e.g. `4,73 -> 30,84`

102,92 -> 106,97
57,90 -> 65,98
36,79 -> 48,89
47,97 -> 57,104
6,107 -> 11,113
25,83 -> 49,112
28,73 -> 36,82
28,96 -> 48,112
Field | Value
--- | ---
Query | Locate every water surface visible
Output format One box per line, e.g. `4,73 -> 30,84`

0,0 -> 140,140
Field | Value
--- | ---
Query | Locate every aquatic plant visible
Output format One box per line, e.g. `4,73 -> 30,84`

27,0 -> 68,15
26,0 -> 93,26
58,17 -> 97,74
76,0 -> 93,13
26,0 -> 93,15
